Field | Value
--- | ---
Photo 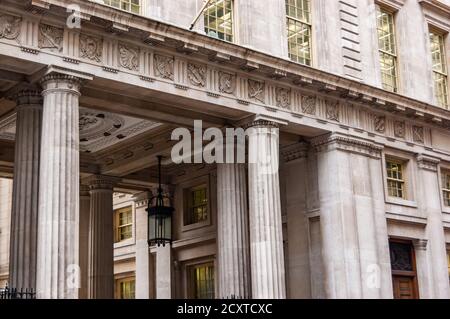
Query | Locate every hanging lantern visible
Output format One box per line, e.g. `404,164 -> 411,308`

147,156 -> 174,247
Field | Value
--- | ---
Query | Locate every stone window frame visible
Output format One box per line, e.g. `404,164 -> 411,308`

439,164 -> 450,214
182,257 -> 217,299
382,151 -> 418,208
181,175 -> 212,232
113,201 -> 136,249
114,275 -> 136,299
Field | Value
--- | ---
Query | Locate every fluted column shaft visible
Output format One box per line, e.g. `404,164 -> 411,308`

9,90 -> 42,291
247,120 -> 286,299
87,176 -> 117,299
36,74 -> 82,299
79,185 -> 90,299
217,163 -> 251,299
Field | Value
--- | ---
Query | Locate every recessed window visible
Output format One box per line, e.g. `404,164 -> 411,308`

376,6 -> 398,93
386,160 -> 406,199
114,206 -> 133,243
447,250 -> 450,282
442,171 -> 450,207
115,277 -> 135,299
189,263 -> 215,299
286,0 -> 312,66
204,0 -> 234,42
185,185 -> 208,225
430,31 -> 449,109
102,0 -> 140,14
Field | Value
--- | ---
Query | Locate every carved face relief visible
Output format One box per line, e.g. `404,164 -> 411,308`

80,34 -> 102,62
326,101 -> 340,122
374,115 -> 386,133
394,121 -> 405,138
276,87 -> 291,109
0,14 -> 21,40
412,126 -> 424,143
187,63 -> 206,87
248,79 -> 265,103
301,96 -> 316,115
218,71 -> 235,94
154,54 -> 174,80
119,43 -> 139,71
38,24 -> 64,51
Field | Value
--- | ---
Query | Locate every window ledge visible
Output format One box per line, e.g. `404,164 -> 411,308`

443,206 -> 450,214
385,197 -> 418,208
181,220 -> 211,232
114,238 -> 135,249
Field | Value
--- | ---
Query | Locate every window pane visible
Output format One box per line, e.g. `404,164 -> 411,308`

430,32 -> 449,109
443,172 -> 450,207
286,0 -> 312,66
193,264 -> 215,299
204,0 -> 234,43
115,207 -> 133,242
386,161 -> 406,199
102,0 -> 140,14
187,186 -> 208,225
118,278 -> 135,299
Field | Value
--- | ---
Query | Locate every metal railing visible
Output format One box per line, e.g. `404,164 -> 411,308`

0,286 -> 36,299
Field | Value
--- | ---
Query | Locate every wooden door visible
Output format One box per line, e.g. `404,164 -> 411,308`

389,240 -> 419,299
393,276 -> 417,299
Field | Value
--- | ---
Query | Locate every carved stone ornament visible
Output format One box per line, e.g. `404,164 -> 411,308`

301,96 -> 316,115
0,14 -> 21,40
326,101 -> 340,122
80,34 -> 102,62
394,121 -> 405,138
187,63 -> 206,87
374,115 -> 386,133
38,24 -> 64,51
154,54 -> 174,80
276,87 -> 291,109
119,43 -> 139,71
248,79 -> 265,103
412,126 -> 424,143
218,71 -> 235,94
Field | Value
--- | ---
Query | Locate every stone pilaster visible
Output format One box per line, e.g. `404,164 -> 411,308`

134,192 -> 155,299
416,155 -> 450,299
36,73 -> 83,299
156,245 -> 172,299
9,90 -> 42,291
312,133 -> 391,299
78,184 -> 90,299
217,163 -> 251,299
247,120 -> 286,299
87,175 -> 119,299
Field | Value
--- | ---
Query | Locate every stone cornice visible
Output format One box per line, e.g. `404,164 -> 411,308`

413,239 -> 428,251
416,154 -> 440,172
133,191 -> 152,208
84,174 -> 121,190
312,133 -> 384,159
2,0 -> 448,131
281,142 -> 309,163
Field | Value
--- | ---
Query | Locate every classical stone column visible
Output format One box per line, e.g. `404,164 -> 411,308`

134,192 -> 155,299
36,73 -> 83,299
247,120 -> 286,299
312,133 -> 391,299
416,155 -> 450,299
78,185 -> 90,299
87,175 -> 118,299
9,90 -> 42,291
217,163 -> 251,299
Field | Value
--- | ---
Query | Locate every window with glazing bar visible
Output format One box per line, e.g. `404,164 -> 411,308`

286,0 -> 312,66
191,263 -> 215,299
115,206 -> 133,242
204,0 -> 234,42
430,31 -> 449,109
376,6 -> 398,93
386,160 -> 406,199
442,171 -> 450,207
102,0 -> 140,14
116,277 -> 135,299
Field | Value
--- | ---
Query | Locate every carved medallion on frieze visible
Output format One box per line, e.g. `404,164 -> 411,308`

301,95 -> 316,115
374,115 -> 386,133
276,87 -> 291,109
248,79 -> 265,103
38,24 -> 63,51
80,34 -> 102,62
0,14 -> 21,40
326,101 -> 340,122
412,126 -> 424,143
119,43 -> 139,71
154,54 -> 174,80
187,63 -> 206,87
218,71 -> 235,94
394,121 -> 405,138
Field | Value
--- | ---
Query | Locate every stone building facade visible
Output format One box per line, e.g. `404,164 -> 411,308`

0,0 -> 449,299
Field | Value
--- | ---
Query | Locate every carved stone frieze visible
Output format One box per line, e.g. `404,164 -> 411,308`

80,34 -> 102,62
218,71 -> 235,94
38,24 -> 63,51
119,43 -> 139,71
248,79 -> 265,103
412,126 -> 424,143
394,121 -> 406,138
374,115 -> 386,133
276,87 -> 291,109
154,54 -> 174,80
326,101 -> 340,122
0,14 -> 21,40
301,96 -> 316,115
187,63 -> 206,87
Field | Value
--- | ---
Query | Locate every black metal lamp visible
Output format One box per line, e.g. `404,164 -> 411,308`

147,155 -> 174,247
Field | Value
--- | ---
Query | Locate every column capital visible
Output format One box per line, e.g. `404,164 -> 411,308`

80,184 -> 90,197
416,154 -> 440,172
240,114 -> 288,130
39,65 -> 94,95
84,175 -> 121,191
413,239 -> 428,251
311,132 -> 383,159
11,89 -> 43,108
